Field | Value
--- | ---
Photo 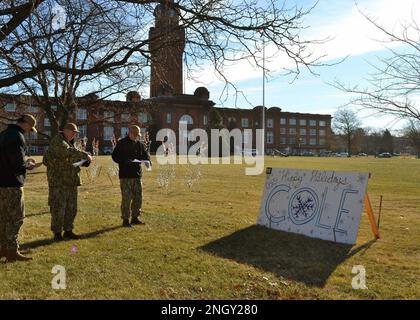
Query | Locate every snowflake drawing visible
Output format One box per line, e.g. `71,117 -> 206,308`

291,194 -> 315,219
288,188 -> 318,225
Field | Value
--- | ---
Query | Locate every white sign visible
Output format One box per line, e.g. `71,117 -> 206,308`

257,168 -> 369,244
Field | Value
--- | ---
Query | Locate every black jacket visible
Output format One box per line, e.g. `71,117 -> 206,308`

0,124 -> 27,187
111,137 -> 151,179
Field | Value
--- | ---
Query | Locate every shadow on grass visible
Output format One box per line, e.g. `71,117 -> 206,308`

21,225 -> 122,250
27,170 -> 46,175
26,211 -> 50,218
199,225 -> 376,287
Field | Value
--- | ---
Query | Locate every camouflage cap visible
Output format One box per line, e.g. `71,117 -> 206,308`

19,114 -> 37,133
63,123 -> 80,133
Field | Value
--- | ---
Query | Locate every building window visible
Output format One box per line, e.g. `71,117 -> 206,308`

138,112 -> 148,123
289,137 -> 296,145
310,138 -> 317,145
4,103 -> 16,112
241,118 -> 249,128
267,119 -> 274,128
166,113 -> 172,124
319,120 -> 326,127
266,131 -> 274,144
280,118 -> 286,125
179,114 -> 193,125
310,129 -> 317,136
289,128 -> 296,135
104,111 -> 114,121
203,115 -> 208,126
121,113 -> 130,122
44,117 -> 50,127
319,138 -> 326,146
79,125 -> 87,138
28,105 -> 38,113
104,126 -> 114,141
76,108 -> 87,120
300,137 -> 307,145
299,119 -> 306,126
319,129 -> 326,136
121,127 -> 129,138
300,128 -> 306,135
280,136 -> 286,144
289,118 -> 296,125
309,120 -> 317,126
280,128 -> 286,134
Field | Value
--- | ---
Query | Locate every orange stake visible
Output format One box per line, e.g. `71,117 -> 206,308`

364,193 -> 380,239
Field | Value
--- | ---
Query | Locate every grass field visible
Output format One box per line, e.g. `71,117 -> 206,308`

0,155 -> 419,299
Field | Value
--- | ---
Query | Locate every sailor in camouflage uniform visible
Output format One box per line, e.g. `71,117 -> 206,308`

112,125 -> 151,227
43,123 -> 92,241
0,114 -> 38,262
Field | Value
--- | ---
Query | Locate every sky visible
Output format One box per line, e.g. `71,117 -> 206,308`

181,0 -> 420,133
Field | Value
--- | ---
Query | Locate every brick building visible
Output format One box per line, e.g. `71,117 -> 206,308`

0,1 -> 332,156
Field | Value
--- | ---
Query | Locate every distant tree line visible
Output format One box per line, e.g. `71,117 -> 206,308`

332,108 -> 420,158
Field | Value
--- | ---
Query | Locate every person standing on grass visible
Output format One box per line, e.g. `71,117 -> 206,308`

112,125 -> 151,228
0,114 -> 38,262
43,123 -> 93,241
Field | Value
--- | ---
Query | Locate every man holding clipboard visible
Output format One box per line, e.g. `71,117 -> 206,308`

43,123 -> 93,241
112,125 -> 151,227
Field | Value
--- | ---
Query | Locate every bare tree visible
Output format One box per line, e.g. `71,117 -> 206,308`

404,120 -> 420,158
1,0 -> 153,134
334,10 -> 420,121
362,127 -> 382,155
333,108 -> 361,155
1,0 -> 328,134
1,0 -> 328,86
0,0 -> 44,42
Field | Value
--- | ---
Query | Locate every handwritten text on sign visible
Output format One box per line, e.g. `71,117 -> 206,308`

257,168 -> 369,244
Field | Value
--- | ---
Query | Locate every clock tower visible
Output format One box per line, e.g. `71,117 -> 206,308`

149,0 -> 185,97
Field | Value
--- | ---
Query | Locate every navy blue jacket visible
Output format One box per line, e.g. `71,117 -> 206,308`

0,124 -> 27,187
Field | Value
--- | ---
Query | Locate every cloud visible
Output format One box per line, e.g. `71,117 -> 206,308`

186,0 -> 420,90
306,0 -> 420,61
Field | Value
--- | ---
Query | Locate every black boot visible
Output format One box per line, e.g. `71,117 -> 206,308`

6,249 -> 32,262
122,219 -> 132,228
131,217 -> 145,225
63,230 -> 81,240
54,232 -> 63,242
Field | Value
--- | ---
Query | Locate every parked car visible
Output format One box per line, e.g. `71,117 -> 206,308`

378,152 -> 392,158
337,152 -> 349,157
320,151 -> 333,157
358,153 -> 368,157
302,151 -> 315,157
